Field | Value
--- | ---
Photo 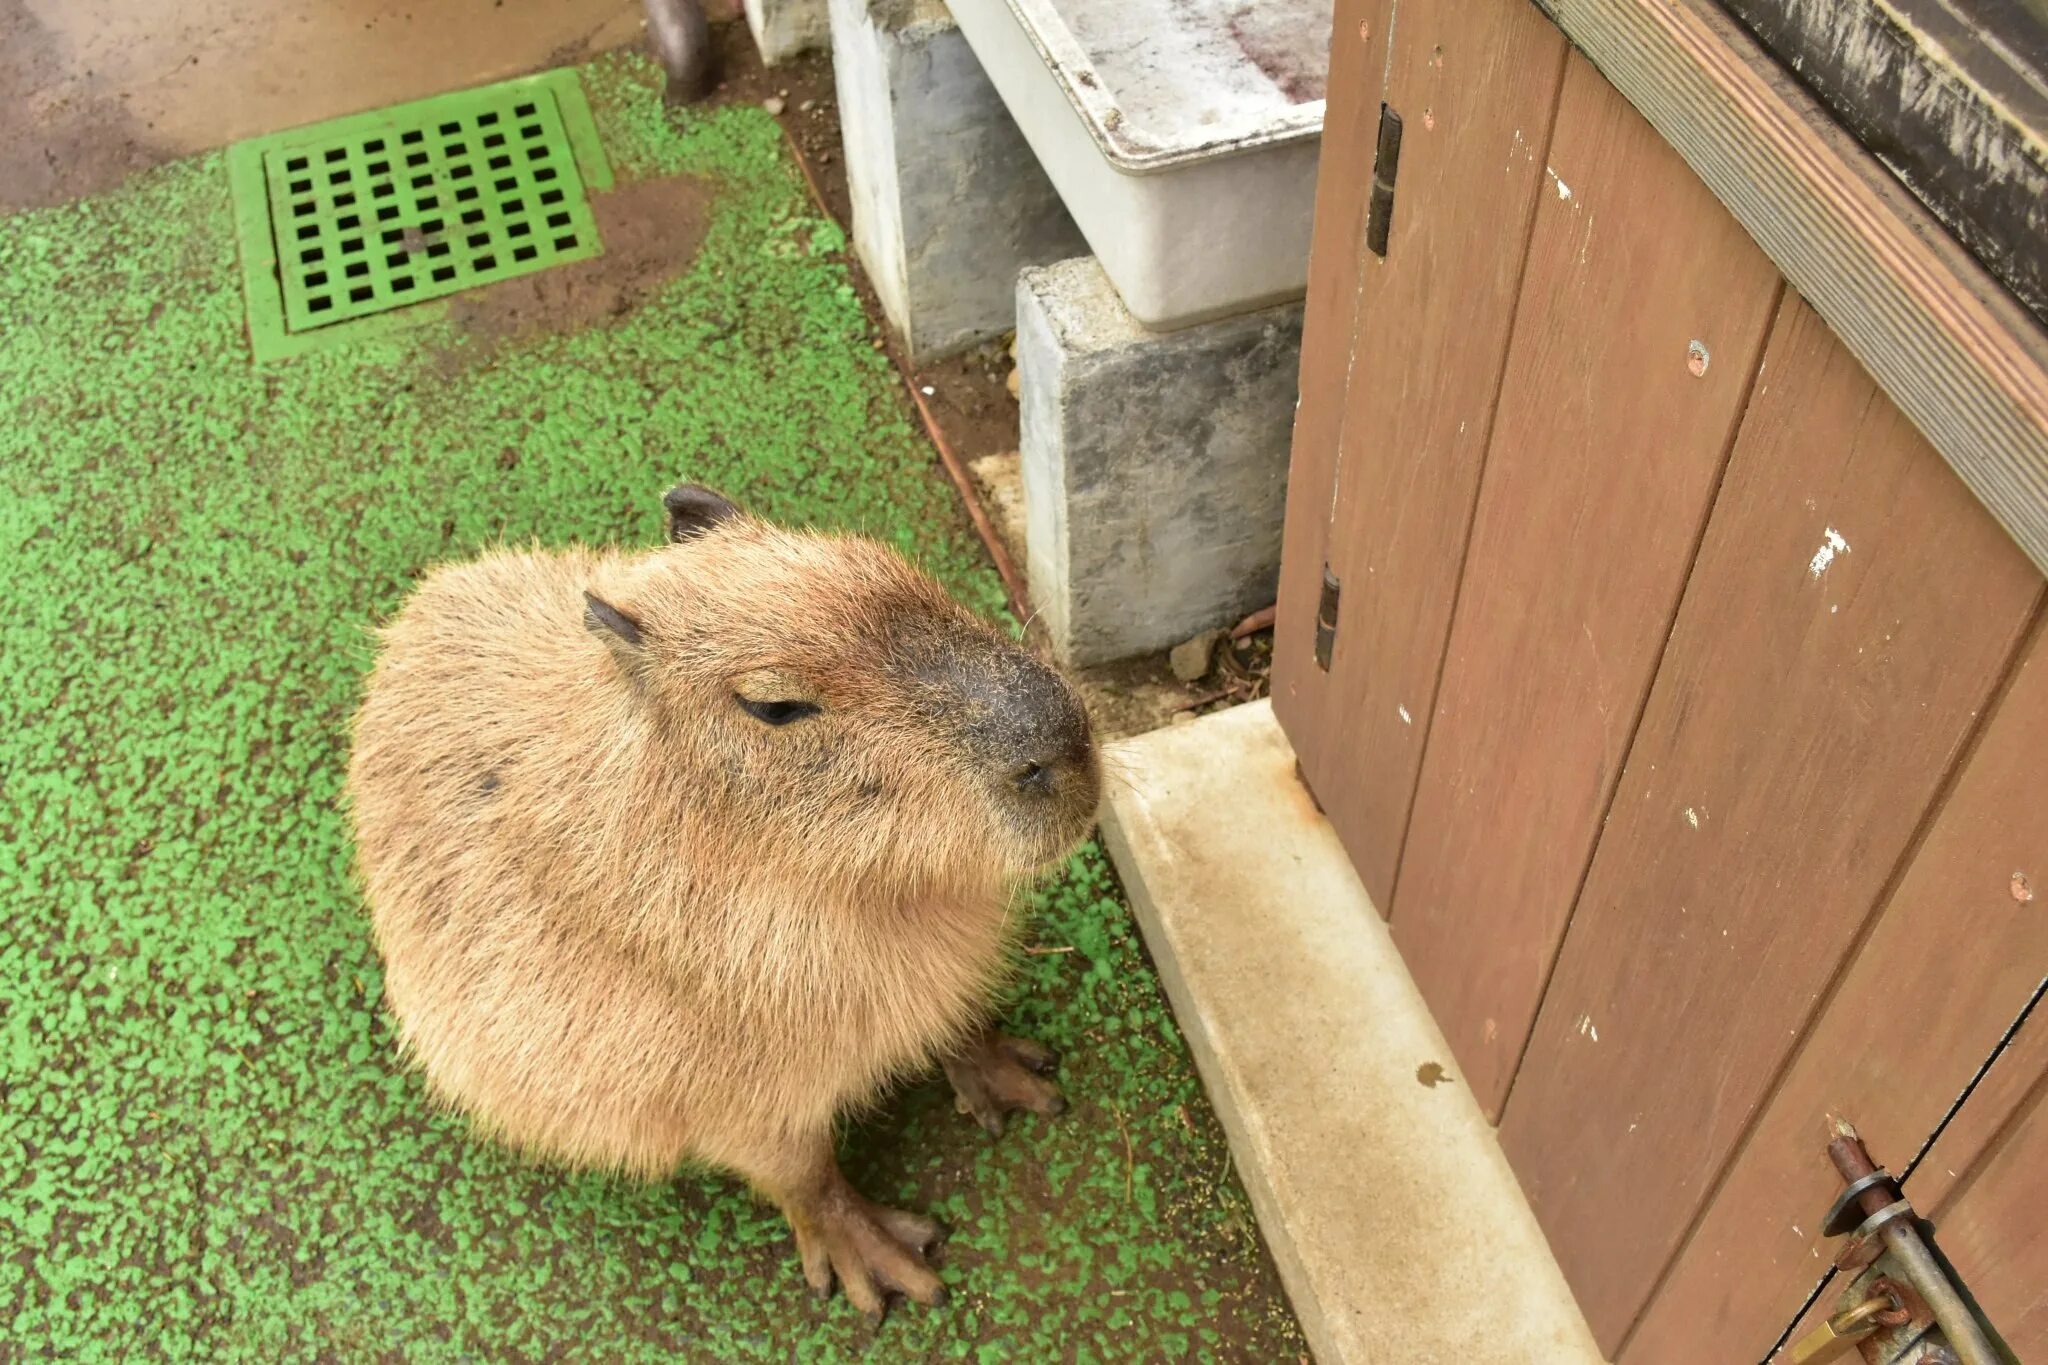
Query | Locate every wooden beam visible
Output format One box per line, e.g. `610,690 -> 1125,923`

1715,0 -> 2048,326
1532,0 -> 2048,579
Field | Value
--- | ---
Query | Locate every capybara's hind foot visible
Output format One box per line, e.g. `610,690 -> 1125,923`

788,1177 -> 948,1318
943,1027 -> 1067,1138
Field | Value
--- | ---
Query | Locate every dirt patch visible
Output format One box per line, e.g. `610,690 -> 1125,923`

1062,631 -> 1274,742
0,0 -> 167,212
756,50 -> 1023,470
433,25 -> 823,364
913,341 -> 1023,464
443,174 -> 716,356
684,16 -> 839,121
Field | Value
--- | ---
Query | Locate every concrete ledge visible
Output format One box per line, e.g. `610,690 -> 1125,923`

744,0 -> 829,63
1100,701 -> 1604,1364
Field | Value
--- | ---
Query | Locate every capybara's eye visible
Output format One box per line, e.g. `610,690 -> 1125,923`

735,695 -> 821,727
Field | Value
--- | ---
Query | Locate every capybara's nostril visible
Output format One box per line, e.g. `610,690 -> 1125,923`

1013,761 -> 1054,794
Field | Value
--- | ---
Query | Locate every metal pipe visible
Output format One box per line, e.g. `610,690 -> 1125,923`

1827,1120 -> 2000,1365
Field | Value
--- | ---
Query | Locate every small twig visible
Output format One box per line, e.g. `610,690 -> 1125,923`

1172,688 -> 1233,713
1207,1141 -> 1235,1201
1115,1106 -> 1135,1204
906,382 -> 1029,616
1230,603 -> 1277,639
1022,944 -> 1075,956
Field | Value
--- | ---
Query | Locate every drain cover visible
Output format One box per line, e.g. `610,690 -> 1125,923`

229,71 -> 611,360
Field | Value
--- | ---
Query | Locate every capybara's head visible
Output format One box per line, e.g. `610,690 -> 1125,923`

581,485 -> 1100,886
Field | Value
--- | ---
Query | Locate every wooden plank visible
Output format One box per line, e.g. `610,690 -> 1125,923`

1621,623 -> 2048,1364
1531,0 -> 2048,582
1917,978 -> 2048,1218
1388,52 -> 1780,1115
1270,0 -> 1393,778
1277,0 -> 1571,909
1922,1065 -> 2048,1358
1498,291 -> 2046,1354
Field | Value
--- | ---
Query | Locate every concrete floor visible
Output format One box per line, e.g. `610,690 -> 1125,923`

2,0 -> 710,209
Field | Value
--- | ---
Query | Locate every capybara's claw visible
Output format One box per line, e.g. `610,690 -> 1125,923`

1002,1034 -> 1058,1075
943,1027 -> 1067,1138
789,1183 -> 947,1317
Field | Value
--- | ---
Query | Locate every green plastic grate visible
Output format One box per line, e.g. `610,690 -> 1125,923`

229,71 -> 612,360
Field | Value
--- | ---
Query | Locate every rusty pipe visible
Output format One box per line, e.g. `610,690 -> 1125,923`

1826,1121 -> 1999,1365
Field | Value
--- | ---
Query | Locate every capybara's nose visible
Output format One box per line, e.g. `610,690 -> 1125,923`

909,622 -> 1097,798
1010,728 -> 1094,795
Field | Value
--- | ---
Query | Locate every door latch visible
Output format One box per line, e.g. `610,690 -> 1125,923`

1788,1288 -> 1906,1364
1796,1120 -> 2009,1365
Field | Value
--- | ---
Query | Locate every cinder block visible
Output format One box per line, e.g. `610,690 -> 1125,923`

744,0 -> 829,64
829,0 -> 1084,361
1017,256 -> 1302,667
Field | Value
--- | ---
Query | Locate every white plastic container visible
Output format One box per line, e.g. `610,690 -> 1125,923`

947,0 -> 1330,329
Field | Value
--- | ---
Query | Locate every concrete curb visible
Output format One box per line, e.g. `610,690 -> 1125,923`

1100,700 -> 1607,1364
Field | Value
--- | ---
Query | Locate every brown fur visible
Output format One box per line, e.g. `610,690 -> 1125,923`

346,504 -> 1098,1304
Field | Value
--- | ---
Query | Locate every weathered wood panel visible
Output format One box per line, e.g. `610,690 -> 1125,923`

1498,291 -> 2046,1353
1622,622 -> 2048,1363
1389,53 -> 1780,1115
1914,978 -> 2048,1220
1531,0 -> 2048,582
1274,0 -> 1568,910
1270,0 -> 1390,766
1917,1016 -> 2048,1359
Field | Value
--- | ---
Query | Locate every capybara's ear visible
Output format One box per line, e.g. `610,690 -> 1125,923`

663,484 -> 741,543
583,590 -> 645,672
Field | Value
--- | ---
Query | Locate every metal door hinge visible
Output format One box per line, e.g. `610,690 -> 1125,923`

1314,566 -> 1341,670
1366,103 -> 1404,257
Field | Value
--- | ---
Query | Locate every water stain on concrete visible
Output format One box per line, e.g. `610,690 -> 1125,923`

0,0 -> 168,211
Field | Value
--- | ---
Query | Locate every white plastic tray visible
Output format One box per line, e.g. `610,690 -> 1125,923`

948,0 -> 1331,328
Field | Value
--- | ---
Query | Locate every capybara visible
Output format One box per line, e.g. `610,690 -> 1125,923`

346,484 -> 1100,1313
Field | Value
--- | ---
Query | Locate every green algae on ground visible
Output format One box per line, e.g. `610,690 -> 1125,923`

0,53 -> 1306,1362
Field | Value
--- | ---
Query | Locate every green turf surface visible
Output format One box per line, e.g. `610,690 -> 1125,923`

0,53 -> 1305,1362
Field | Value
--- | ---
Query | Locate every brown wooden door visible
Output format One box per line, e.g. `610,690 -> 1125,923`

1275,1 -> 2048,1358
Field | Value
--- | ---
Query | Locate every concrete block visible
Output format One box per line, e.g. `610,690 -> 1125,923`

829,0 -> 1085,361
1101,700 -> 1607,1365
745,0 -> 829,63
1017,257 -> 1300,666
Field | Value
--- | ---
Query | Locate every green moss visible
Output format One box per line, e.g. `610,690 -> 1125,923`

0,52 -> 1303,1361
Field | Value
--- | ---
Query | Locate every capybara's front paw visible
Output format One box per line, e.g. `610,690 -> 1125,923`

789,1182 -> 948,1318
943,1028 -> 1067,1138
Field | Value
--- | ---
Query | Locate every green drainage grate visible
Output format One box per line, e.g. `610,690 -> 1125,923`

229,71 -> 612,361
